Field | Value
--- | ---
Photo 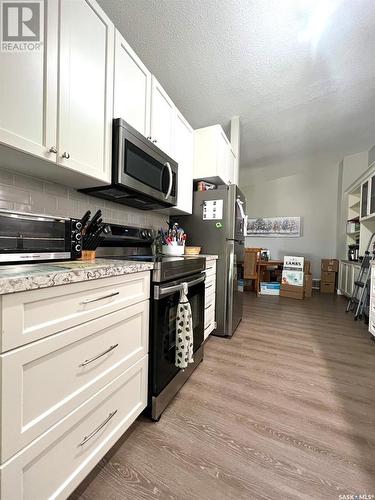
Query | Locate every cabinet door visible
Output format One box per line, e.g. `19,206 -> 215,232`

217,129 -> 230,184
228,148 -> 236,185
58,0 -> 114,182
361,180 -> 369,218
114,31 -> 151,137
370,175 -> 375,215
150,76 -> 175,157
347,264 -> 354,296
0,0 -> 58,161
173,110 -> 194,213
339,262 -> 347,295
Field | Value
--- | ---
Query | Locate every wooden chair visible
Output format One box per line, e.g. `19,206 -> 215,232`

243,248 -> 262,292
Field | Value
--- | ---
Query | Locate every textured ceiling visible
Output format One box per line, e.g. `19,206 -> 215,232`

98,0 -> 375,169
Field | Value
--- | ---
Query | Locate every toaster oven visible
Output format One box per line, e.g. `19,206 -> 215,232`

0,210 -> 82,263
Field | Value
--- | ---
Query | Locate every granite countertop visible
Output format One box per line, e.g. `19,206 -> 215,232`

0,259 -> 154,295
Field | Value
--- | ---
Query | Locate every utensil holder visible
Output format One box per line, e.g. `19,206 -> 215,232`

162,243 -> 185,256
79,250 -> 96,261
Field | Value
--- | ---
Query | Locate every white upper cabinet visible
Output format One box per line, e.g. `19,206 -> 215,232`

114,30 -> 151,137
150,76 -> 175,157
0,0 -> 114,187
0,0 -> 58,162
194,125 -> 236,185
58,0 -> 114,183
171,110 -> 194,214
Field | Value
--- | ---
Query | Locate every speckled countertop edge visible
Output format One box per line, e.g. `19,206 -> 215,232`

0,259 -> 154,295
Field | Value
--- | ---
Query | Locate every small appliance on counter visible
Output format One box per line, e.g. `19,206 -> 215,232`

0,209 -> 82,263
348,244 -> 359,261
80,119 -> 178,210
96,224 -> 205,421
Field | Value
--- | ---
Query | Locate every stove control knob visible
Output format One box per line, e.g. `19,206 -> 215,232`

147,230 -> 153,239
75,221 -> 82,231
75,244 -> 81,252
140,229 -> 148,239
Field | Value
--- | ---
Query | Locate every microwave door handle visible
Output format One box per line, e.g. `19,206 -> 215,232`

165,162 -> 173,199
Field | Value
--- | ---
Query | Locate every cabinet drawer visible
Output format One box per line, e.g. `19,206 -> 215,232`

204,302 -> 215,329
205,261 -> 216,277
0,271 -> 150,352
205,273 -> 216,291
0,301 -> 149,462
205,289 -> 215,308
0,355 -> 148,500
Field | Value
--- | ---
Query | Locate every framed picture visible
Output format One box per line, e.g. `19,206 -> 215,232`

246,216 -> 301,237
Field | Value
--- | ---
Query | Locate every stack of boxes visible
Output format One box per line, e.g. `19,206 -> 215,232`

280,256 -> 312,300
320,259 -> 339,293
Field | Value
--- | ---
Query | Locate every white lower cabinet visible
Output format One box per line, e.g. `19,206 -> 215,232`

0,271 -> 150,499
369,267 -> 375,337
204,260 -> 217,339
0,356 -> 148,500
338,261 -> 361,297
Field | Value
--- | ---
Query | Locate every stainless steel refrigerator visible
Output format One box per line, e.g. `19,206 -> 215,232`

176,184 -> 246,337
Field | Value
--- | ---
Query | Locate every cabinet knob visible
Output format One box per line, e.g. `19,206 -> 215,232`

62,152 -> 70,159
152,139 -> 157,143
49,146 -> 57,154
147,136 -> 152,140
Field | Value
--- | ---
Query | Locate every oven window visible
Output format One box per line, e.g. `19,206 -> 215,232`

151,281 -> 205,396
125,140 -> 166,193
0,215 -> 66,253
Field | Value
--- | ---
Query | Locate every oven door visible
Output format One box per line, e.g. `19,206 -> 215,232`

114,119 -> 178,206
150,273 -> 205,396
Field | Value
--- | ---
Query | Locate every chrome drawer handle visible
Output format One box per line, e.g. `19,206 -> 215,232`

79,344 -> 119,367
79,410 -> 118,447
81,291 -> 120,305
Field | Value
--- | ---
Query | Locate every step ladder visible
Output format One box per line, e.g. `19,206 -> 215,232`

346,233 -> 375,320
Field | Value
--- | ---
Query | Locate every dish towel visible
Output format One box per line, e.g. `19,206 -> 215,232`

175,282 -> 194,369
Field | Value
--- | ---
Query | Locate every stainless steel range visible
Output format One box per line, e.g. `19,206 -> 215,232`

97,224 -> 205,420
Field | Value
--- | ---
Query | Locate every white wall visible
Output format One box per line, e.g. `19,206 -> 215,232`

240,159 -> 339,277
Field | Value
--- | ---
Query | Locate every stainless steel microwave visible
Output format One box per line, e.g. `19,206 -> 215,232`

80,119 -> 178,210
0,210 -> 82,263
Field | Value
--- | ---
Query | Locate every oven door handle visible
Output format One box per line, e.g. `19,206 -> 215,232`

154,274 -> 205,299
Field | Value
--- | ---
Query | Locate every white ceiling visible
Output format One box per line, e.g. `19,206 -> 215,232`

98,0 -> 375,170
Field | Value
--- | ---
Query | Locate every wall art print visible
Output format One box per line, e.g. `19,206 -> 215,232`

246,216 -> 301,237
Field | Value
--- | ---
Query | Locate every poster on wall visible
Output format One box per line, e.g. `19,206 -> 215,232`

246,216 -> 301,237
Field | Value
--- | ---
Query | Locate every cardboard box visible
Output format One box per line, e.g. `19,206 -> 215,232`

260,282 -> 280,296
281,270 -> 304,286
280,283 -> 304,300
321,259 -> 339,273
320,282 -> 335,294
321,271 -> 336,283
304,274 -> 312,298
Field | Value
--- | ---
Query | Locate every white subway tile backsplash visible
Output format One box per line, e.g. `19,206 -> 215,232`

14,173 -> 44,192
0,185 -> 31,204
0,167 -> 166,229
44,181 -> 69,197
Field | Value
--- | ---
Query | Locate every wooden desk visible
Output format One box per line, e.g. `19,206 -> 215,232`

256,260 -> 284,296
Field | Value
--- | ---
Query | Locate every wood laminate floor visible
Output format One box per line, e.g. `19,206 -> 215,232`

71,293 -> 375,500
